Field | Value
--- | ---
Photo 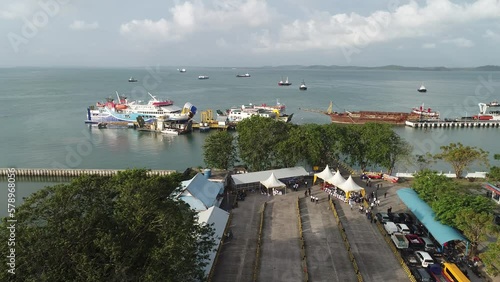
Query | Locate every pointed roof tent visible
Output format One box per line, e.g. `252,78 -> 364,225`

337,175 -> 365,197
260,173 -> 286,189
313,165 -> 335,183
327,169 -> 347,186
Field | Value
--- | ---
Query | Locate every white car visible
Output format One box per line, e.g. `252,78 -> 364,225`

396,223 -> 411,234
415,251 -> 434,267
384,222 -> 398,235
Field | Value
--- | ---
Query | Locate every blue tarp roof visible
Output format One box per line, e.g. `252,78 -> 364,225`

397,188 -> 468,247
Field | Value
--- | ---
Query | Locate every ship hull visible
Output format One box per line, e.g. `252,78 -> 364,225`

327,111 -> 424,125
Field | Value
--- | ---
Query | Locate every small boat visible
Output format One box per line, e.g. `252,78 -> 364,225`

278,77 -> 292,86
299,80 -> 307,90
417,84 -> 427,92
178,68 -> 187,73
128,77 -> 138,82
161,128 -> 180,135
198,75 -> 209,80
236,73 -> 251,78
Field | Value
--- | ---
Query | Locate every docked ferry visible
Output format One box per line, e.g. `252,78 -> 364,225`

85,92 -> 197,124
473,101 -> 500,120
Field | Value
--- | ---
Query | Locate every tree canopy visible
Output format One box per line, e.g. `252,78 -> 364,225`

434,142 -> 489,178
0,169 -> 215,282
454,209 -> 496,257
203,130 -> 237,170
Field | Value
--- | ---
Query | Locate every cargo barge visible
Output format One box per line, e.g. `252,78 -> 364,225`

325,102 -> 438,125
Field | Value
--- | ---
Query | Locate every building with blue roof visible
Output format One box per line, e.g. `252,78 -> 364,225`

396,188 -> 469,250
175,173 -> 224,211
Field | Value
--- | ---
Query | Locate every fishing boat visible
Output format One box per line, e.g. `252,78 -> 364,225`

236,73 -> 251,77
278,77 -> 292,86
178,68 -> 187,73
198,75 -> 209,80
417,84 -> 427,92
85,92 -> 197,124
299,80 -> 307,90
128,77 -> 138,82
325,101 -> 439,125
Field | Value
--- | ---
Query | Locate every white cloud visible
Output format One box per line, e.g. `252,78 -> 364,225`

69,20 -> 99,31
120,0 -> 271,41
422,43 -> 436,49
483,29 -> 500,40
441,37 -> 474,48
252,0 -> 500,52
0,1 -> 38,20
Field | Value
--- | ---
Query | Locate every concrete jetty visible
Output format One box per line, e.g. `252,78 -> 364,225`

405,120 -> 500,128
0,168 -> 176,178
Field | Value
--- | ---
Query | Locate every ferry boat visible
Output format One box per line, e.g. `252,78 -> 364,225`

299,80 -> 307,90
236,73 -> 251,77
278,77 -> 292,86
325,101 -> 439,125
85,92 -> 197,124
128,77 -> 138,82
216,102 -> 293,123
473,102 -> 500,120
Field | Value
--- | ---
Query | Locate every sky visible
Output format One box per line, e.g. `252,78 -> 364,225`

1,0 -> 500,67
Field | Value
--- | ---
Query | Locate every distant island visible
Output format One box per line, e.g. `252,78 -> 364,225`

299,65 -> 500,71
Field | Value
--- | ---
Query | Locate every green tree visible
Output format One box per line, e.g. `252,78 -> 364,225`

434,142 -> 489,178
480,237 -> 500,276
0,170 -> 215,282
236,116 -> 291,171
454,209 -> 496,257
415,153 -> 436,171
203,130 -> 237,170
488,153 -> 500,181
412,170 -> 455,203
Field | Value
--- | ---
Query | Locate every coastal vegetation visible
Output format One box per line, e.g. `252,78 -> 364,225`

434,143 -> 489,178
0,169 -> 215,282
210,116 -> 411,173
488,154 -> 500,181
412,170 -> 499,272
203,130 -> 237,170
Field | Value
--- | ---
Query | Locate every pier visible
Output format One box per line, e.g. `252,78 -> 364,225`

0,168 -> 176,178
405,120 -> 500,128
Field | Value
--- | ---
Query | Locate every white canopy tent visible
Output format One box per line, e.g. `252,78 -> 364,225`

337,175 -> 365,198
326,170 -> 347,187
313,165 -> 335,184
260,173 -> 287,195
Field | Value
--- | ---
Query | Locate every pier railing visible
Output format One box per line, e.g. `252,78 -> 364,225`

0,168 -> 176,178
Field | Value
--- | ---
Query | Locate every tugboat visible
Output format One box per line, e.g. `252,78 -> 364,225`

417,83 -> 427,93
299,80 -> 307,90
278,77 -> 292,86
128,77 -> 138,82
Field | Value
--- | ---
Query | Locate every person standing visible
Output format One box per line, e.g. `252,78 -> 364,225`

384,192 -> 387,198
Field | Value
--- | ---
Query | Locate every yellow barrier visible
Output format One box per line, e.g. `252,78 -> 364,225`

253,202 -> 267,282
296,197 -> 309,282
207,212 -> 234,281
329,200 -> 363,282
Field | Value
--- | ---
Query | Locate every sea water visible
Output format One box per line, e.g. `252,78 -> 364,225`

1,67 -> 499,217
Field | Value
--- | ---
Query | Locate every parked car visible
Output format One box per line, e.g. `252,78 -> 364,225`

413,267 -> 433,282
410,223 -> 425,236
420,237 -> 436,253
396,223 -> 411,234
376,212 -> 391,223
384,221 -> 398,235
388,212 -> 402,223
398,212 -> 414,224
415,251 -> 434,267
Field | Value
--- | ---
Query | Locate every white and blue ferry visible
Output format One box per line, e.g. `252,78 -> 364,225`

85,92 -> 197,124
